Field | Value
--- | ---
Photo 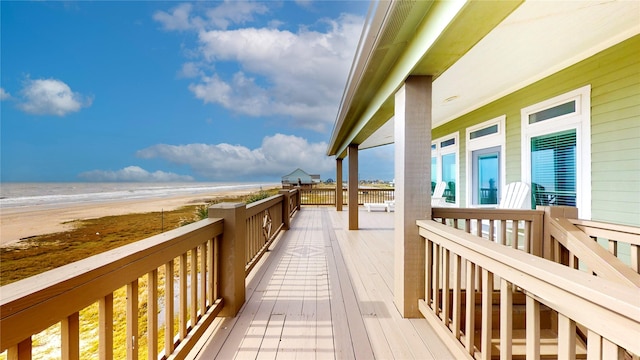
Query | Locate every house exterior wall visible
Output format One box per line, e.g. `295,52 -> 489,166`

432,34 -> 640,226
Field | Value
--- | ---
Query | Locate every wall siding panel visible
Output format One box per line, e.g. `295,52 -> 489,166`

432,34 -> 640,225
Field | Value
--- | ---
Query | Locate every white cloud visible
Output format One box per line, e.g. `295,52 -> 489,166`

0,88 -> 11,100
18,78 -> 92,116
154,1 -> 268,31
136,133 -> 333,180
154,2 -> 364,132
78,166 -> 194,182
192,15 -> 363,131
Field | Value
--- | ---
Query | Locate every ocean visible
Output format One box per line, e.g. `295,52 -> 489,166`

0,182 -> 278,209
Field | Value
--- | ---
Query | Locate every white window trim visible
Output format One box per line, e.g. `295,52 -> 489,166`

432,132 -> 459,205
521,85 -> 591,219
466,116 -> 506,207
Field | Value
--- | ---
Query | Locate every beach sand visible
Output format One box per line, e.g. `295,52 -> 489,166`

0,187 -> 266,247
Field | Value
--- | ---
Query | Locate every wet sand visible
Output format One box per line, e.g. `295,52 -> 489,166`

0,187 -> 265,247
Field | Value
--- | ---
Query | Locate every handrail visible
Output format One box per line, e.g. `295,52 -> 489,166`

570,218 -> 640,273
417,219 -> 640,358
546,216 -> 640,287
1,218 -> 225,358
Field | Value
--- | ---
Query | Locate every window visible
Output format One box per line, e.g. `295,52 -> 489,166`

521,85 -> 591,218
432,133 -> 458,204
466,116 -> 505,206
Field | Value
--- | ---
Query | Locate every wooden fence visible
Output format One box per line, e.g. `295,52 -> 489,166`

0,189 -> 300,360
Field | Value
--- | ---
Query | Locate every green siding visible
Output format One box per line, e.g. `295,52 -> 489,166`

432,34 -> 640,226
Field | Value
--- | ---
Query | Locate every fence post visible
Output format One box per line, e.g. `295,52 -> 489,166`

209,202 -> 246,317
279,190 -> 291,230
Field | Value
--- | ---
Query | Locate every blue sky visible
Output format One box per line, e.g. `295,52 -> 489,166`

0,0 -> 394,183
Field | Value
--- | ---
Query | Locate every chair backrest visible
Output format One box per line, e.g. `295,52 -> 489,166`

498,182 -> 531,209
433,181 -> 447,198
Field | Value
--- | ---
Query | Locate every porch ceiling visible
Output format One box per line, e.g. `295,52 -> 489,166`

330,0 -> 640,156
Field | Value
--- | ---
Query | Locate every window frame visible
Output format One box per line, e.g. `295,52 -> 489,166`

466,116 -> 506,207
432,132 -> 459,205
520,85 -> 591,219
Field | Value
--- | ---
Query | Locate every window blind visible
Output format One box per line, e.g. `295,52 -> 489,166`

531,129 -> 576,207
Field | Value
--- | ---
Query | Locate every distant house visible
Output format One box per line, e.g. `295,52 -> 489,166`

281,168 -> 320,189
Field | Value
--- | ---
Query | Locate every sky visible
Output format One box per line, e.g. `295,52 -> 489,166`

0,0 -> 395,183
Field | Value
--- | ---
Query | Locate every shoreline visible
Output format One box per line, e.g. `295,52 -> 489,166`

0,186 -> 268,247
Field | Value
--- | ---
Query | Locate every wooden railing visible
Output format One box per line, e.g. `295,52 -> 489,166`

1,190 -> 300,360
1,218 -> 224,360
244,195 -> 284,275
432,207 -> 545,256
569,218 -> 640,274
299,188 -> 394,206
417,219 -> 640,360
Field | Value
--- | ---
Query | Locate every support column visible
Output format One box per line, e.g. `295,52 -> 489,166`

348,144 -> 359,230
394,75 -> 432,317
336,158 -> 343,211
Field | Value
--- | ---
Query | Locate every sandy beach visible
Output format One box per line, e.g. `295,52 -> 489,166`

0,187 -> 266,248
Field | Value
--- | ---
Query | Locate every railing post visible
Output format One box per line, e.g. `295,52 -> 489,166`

209,202 -> 247,317
279,190 -> 291,230
540,206 -> 578,260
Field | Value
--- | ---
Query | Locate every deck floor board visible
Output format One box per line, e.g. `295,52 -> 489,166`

192,207 -> 454,359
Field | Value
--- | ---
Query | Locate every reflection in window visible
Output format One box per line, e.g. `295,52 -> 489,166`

442,153 -> 456,203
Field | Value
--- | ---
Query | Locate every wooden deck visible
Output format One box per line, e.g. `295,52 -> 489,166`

190,206 -> 454,359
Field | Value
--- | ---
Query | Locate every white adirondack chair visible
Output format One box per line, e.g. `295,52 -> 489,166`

483,181 -> 531,245
498,182 -> 530,209
431,181 -> 447,206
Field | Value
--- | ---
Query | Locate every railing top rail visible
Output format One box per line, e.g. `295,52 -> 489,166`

548,217 -> 640,287
417,219 -> 640,353
0,217 -> 223,350
569,218 -> 640,245
432,207 -> 544,221
246,194 -> 283,217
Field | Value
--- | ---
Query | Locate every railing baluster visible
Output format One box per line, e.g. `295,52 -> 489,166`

602,338 -> 624,359
126,280 -> 139,360
426,239 -> 433,308
524,220 -> 532,253
442,248 -> 450,327
179,253 -> 188,340
586,330 -> 602,360
99,293 -> 114,360
147,270 -> 158,360
558,314 -> 576,360
512,220 -> 520,250
489,219 -> 495,242
526,294 -> 541,360
433,243 -> 441,316
190,248 -> 198,328
452,253 -> 462,340
632,244 -> 639,274
500,279 -> 513,360
165,260 -> 175,355
481,268 -> 493,360
207,238 -> 214,305
465,260 -> 475,355
608,240 -> 618,257
500,220 -> 507,246
214,236 -> 220,300
199,244 -> 207,316
62,311 -> 80,360
7,337 -> 32,360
